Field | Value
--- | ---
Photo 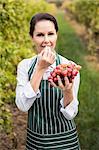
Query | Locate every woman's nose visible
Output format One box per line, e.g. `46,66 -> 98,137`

44,35 -> 49,43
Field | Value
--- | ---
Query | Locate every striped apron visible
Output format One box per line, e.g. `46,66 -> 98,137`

26,54 -> 80,150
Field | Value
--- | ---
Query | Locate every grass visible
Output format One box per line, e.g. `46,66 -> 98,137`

56,12 -> 99,150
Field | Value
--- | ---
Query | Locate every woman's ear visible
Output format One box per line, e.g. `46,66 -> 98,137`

30,36 -> 36,45
30,34 -> 33,40
29,35 -> 37,53
56,32 -> 58,37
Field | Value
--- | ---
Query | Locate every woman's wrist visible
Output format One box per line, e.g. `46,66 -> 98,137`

36,62 -> 48,71
36,65 -> 46,73
63,89 -> 73,107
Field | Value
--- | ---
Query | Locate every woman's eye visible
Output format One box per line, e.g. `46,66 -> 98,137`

48,33 -> 54,35
37,33 -> 44,36
36,33 -> 54,37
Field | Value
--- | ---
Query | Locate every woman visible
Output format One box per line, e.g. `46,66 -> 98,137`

16,13 -> 81,150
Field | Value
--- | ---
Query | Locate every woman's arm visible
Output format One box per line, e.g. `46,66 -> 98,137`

16,49 -> 55,112
15,59 -> 41,112
60,72 -> 80,120
49,65 -> 80,120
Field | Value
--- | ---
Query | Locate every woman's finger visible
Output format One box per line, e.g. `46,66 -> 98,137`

49,80 -> 57,88
64,76 -> 74,90
64,76 -> 69,86
57,75 -> 64,89
51,52 -> 56,60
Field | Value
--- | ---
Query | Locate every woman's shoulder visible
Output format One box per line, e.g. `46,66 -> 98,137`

58,54 -> 76,65
17,55 -> 37,70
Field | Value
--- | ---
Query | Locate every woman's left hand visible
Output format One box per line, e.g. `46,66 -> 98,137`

50,75 -> 74,107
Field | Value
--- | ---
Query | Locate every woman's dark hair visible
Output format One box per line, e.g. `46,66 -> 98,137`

29,13 -> 58,37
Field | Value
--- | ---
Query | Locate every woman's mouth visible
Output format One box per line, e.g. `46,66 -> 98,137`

41,45 -> 51,48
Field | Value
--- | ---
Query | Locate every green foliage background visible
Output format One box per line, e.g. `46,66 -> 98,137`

56,12 -> 99,150
0,0 -> 99,149
62,0 -> 99,55
0,0 -> 56,133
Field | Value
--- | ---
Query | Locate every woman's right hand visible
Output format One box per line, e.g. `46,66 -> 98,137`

37,47 -> 56,71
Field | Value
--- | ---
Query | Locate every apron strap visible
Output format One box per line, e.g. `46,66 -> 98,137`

56,53 -> 61,66
28,57 -> 37,81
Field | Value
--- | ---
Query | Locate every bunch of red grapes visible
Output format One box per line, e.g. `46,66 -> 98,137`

48,63 -> 81,86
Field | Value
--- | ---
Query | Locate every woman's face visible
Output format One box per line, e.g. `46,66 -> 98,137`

32,20 -> 58,53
